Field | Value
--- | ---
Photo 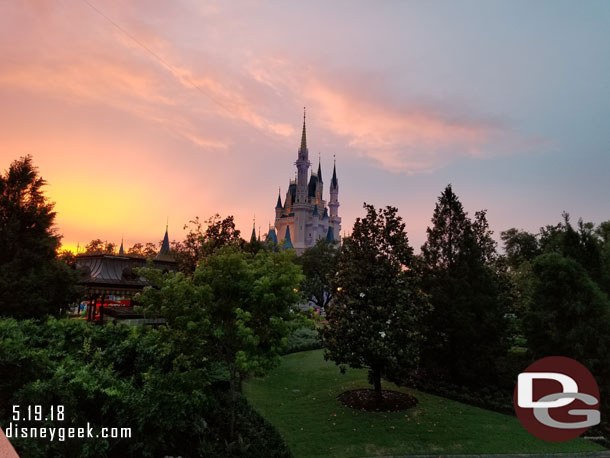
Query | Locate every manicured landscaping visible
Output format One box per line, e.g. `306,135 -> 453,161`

244,349 -> 605,458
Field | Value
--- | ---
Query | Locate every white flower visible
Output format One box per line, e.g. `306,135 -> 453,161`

386,319 -> 391,325
379,331 -> 386,338
359,292 -> 365,298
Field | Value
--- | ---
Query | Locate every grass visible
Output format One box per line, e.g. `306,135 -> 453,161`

244,349 -> 605,458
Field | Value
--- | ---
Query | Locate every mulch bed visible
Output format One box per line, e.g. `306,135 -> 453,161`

338,389 -> 418,412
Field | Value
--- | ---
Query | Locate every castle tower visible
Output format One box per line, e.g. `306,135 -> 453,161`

275,189 -> 283,219
295,108 -> 310,204
273,111 -> 341,254
329,159 -> 341,243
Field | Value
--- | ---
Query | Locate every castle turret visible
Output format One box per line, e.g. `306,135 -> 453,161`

250,222 -> 257,243
283,226 -> 294,249
272,111 -> 342,254
295,108 -> 310,204
315,156 -> 324,209
275,189 -> 283,219
329,159 -> 339,217
328,159 -> 341,243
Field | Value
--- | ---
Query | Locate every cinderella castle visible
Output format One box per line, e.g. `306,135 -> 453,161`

267,111 -> 341,254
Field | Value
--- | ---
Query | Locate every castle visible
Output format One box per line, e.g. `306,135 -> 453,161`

267,111 -> 341,255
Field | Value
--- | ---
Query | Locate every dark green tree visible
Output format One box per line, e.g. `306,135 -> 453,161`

522,252 -> 610,417
0,156 -> 81,318
321,204 -> 428,398
500,228 -> 541,270
126,242 -> 159,258
84,239 -> 117,255
296,238 -> 338,309
537,213 -> 605,290
138,247 -> 302,440
420,185 -> 509,386
171,214 -> 243,274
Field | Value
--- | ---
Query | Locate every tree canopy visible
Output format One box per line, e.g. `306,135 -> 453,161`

296,238 -> 338,309
321,203 -> 429,396
420,185 -> 509,386
0,156 -> 81,318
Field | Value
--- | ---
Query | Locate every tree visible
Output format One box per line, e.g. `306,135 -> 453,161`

83,239 -> 117,255
598,221 -> 610,294
321,204 -> 428,398
536,213 -> 605,291
0,156 -> 81,318
171,214 -> 243,274
500,228 -> 540,270
522,253 -> 610,416
296,238 -> 338,309
138,247 -> 302,440
420,185 -> 509,386
126,242 -> 158,258
421,184 -> 471,270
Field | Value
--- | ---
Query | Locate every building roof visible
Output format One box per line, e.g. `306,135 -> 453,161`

308,173 -> 318,197
288,182 -> 296,204
323,207 -> 329,219
283,225 -> 294,249
312,205 -> 319,217
276,191 -> 282,208
331,160 -> 338,189
326,226 -> 335,242
155,227 -> 174,262
300,108 -> 307,152
266,227 -> 278,245
317,158 -> 323,183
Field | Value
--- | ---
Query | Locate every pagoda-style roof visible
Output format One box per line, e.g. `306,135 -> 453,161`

76,254 -> 176,298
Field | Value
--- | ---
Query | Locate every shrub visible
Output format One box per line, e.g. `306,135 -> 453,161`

284,327 -> 321,354
0,318 -> 293,458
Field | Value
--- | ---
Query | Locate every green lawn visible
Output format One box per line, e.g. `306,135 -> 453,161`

244,349 -> 605,458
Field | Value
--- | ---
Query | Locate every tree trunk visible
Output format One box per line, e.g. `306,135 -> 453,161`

229,364 -> 236,441
373,366 -> 382,400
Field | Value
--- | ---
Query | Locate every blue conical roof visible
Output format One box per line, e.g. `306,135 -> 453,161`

317,158 -> 323,183
156,227 -> 174,261
266,228 -> 278,245
283,226 -> 294,249
331,161 -> 338,188
326,226 -> 335,242
323,207 -> 329,219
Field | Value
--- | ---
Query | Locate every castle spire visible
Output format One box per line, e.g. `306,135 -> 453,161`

276,188 -> 282,208
331,155 -> 338,189
283,225 -> 293,249
250,215 -> 257,243
300,107 -> 307,152
317,154 -> 323,183
119,236 -> 124,256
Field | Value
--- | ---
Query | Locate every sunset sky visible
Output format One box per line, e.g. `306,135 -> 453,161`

1,0 -> 608,252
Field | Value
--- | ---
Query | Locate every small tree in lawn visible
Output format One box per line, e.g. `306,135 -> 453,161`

321,203 -> 428,399
194,247 -> 302,439
297,238 -> 338,310
138,248 -> 302,440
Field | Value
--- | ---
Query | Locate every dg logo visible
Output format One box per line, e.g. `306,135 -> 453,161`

514,356 -> 600,442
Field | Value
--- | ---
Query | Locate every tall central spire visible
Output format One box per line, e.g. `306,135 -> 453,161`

300,107 -> 307,152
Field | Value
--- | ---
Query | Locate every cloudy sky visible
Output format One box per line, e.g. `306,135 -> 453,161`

1,0 -> 608,251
